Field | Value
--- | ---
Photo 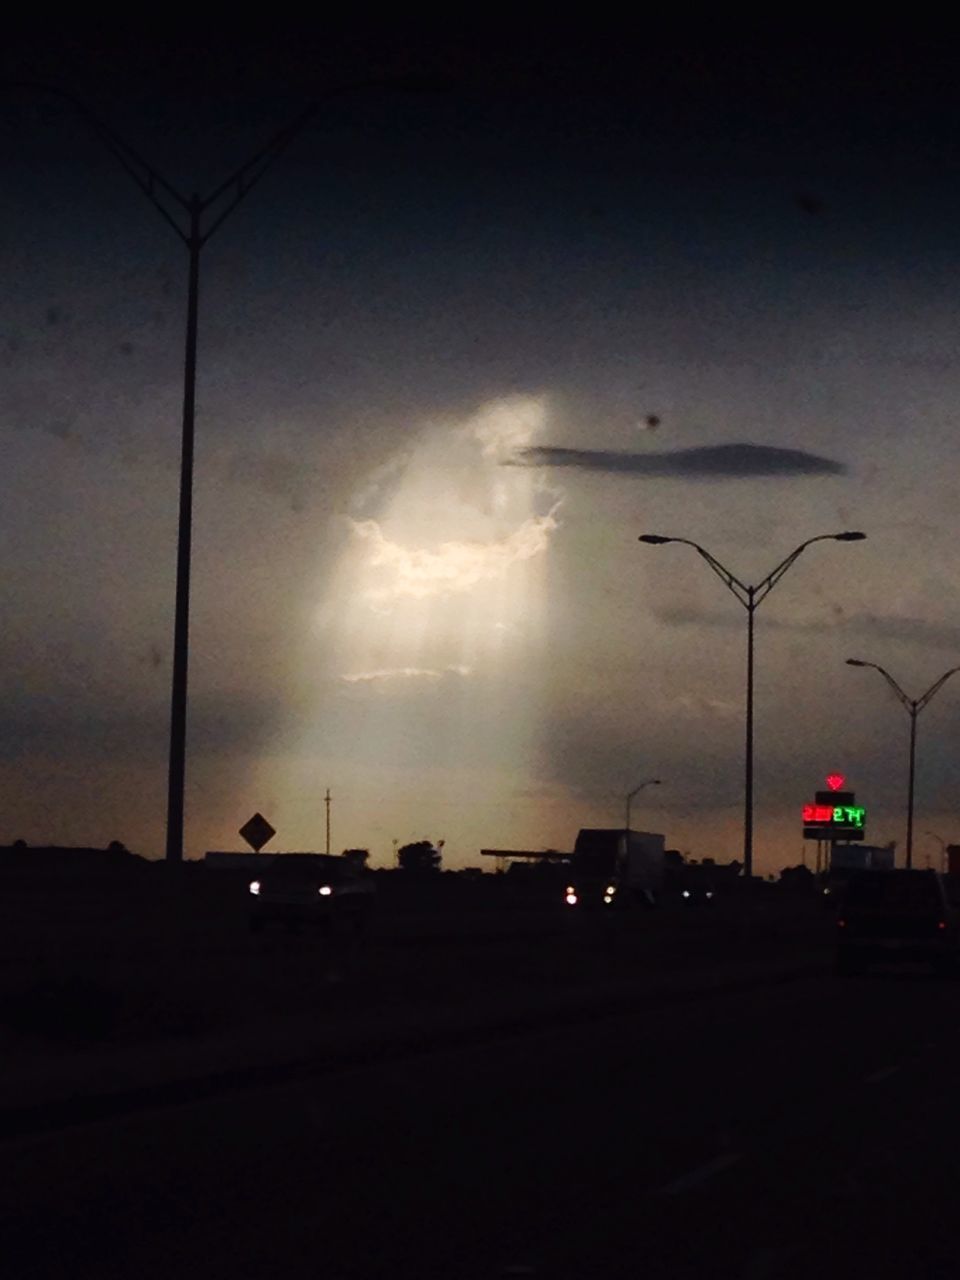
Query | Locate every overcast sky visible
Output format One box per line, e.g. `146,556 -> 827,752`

3,23 -> 960,870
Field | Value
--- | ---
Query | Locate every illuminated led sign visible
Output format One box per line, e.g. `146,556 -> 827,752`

803,774 -> 866,841
802,804 -> 865,827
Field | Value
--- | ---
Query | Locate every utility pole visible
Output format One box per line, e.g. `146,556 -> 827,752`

325,789 -> 331,856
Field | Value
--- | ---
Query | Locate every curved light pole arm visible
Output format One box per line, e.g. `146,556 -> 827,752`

753,535 -> 834,606
197,102 -> 324,241
4,81 -> 191,239
917,666 -> 960,712
685,542 -> 751,605
870,663 -> 914,713
199,76 -> 454,243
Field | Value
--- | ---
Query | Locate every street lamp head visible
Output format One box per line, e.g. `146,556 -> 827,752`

638,535 -> 674,545
846,658 -> 869,667
833,531 -> 867,541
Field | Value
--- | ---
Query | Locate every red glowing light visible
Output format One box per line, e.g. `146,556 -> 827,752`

803,804 -> 837,823
825,773 -> 846,792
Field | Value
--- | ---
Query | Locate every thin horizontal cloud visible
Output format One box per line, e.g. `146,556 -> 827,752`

340,665 -> 472,684
508,442 -> 846,478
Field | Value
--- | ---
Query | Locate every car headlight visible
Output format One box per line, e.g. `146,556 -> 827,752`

705,891 -> 713,899
682,889 -> 691,899
605,885 -> 616,895
603,895 -> 613,904
249,880 -> 260,896
318,885 -> 333,897
565,893 -> 578,906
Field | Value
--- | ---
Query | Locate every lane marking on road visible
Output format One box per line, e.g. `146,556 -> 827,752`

658,1151 -> 743,1195
864,1064 -> 901,1084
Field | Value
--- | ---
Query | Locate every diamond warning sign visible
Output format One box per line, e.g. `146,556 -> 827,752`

239,812 -> 276,852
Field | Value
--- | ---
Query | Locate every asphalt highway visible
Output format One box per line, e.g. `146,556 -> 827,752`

5,963 -> 959,1279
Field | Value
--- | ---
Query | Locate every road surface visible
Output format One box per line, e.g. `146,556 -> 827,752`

5,963 -> 958,1278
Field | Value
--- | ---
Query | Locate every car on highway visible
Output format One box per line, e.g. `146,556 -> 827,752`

834,868 -> 960,975
248,854 -> 374,935
679,885 -> 716,905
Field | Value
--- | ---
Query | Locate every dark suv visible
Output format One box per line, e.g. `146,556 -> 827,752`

835,869 -> 960,975
248,854 -> 374,935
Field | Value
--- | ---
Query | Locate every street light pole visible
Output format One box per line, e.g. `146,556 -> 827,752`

745,588 -> 755,887
639,531 -> 866,880
625,778 -> 661,834
166,195 -> 201,863
10,78 -> 451,862
845,659 -> 960,869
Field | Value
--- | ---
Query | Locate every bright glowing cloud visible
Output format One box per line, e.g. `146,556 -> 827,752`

348,505 -> 561,605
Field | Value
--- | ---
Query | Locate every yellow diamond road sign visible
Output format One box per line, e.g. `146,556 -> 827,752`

239,812 -> 276,853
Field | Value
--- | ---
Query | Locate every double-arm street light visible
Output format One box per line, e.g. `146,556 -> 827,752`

845,659 -> 960,869
638,532 -> 867,880
625,778 -> 661,834
10,77 -> 450,862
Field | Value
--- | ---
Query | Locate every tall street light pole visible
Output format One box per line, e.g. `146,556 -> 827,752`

638,532 -> 866,880
625,778 -> 661,834
9,78 -> 450,862
845,659 -> 960,869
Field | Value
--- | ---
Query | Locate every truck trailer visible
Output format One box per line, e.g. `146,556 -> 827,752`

564,828 -> 665,909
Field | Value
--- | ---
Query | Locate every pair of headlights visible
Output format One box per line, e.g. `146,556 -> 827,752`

564,884 -> 617,906
249,881 -> 333,897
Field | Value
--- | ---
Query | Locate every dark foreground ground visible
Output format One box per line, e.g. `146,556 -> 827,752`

4,962 -> 958,1279
0,869 -> 831,1114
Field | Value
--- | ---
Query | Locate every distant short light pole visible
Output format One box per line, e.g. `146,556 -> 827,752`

9,77 -> 452,862
638,532 -> 866,881
925,830 -> 947,874
845,659 -> 960,869
625,779 -> 661,834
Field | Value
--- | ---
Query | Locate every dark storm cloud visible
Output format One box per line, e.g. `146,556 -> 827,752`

508,443 -> 847,478
0,687 -> 277,762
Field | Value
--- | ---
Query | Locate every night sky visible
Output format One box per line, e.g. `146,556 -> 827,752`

4,23 -> 960,870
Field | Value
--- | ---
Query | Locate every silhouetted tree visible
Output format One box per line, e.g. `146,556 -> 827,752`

342,848 -> 369,870
107,840 -> 127,853
397,840 -> 442,875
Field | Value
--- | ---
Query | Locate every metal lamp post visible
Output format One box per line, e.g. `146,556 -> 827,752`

845,659 -> 960,869
625,778 -> 661,834
10,77 -> 451,862
638,532 -> 866,880
925,830 -> 947,874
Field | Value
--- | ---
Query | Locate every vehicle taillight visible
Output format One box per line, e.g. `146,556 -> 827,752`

837,919 -> 846,928
938,920 -> 947,930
